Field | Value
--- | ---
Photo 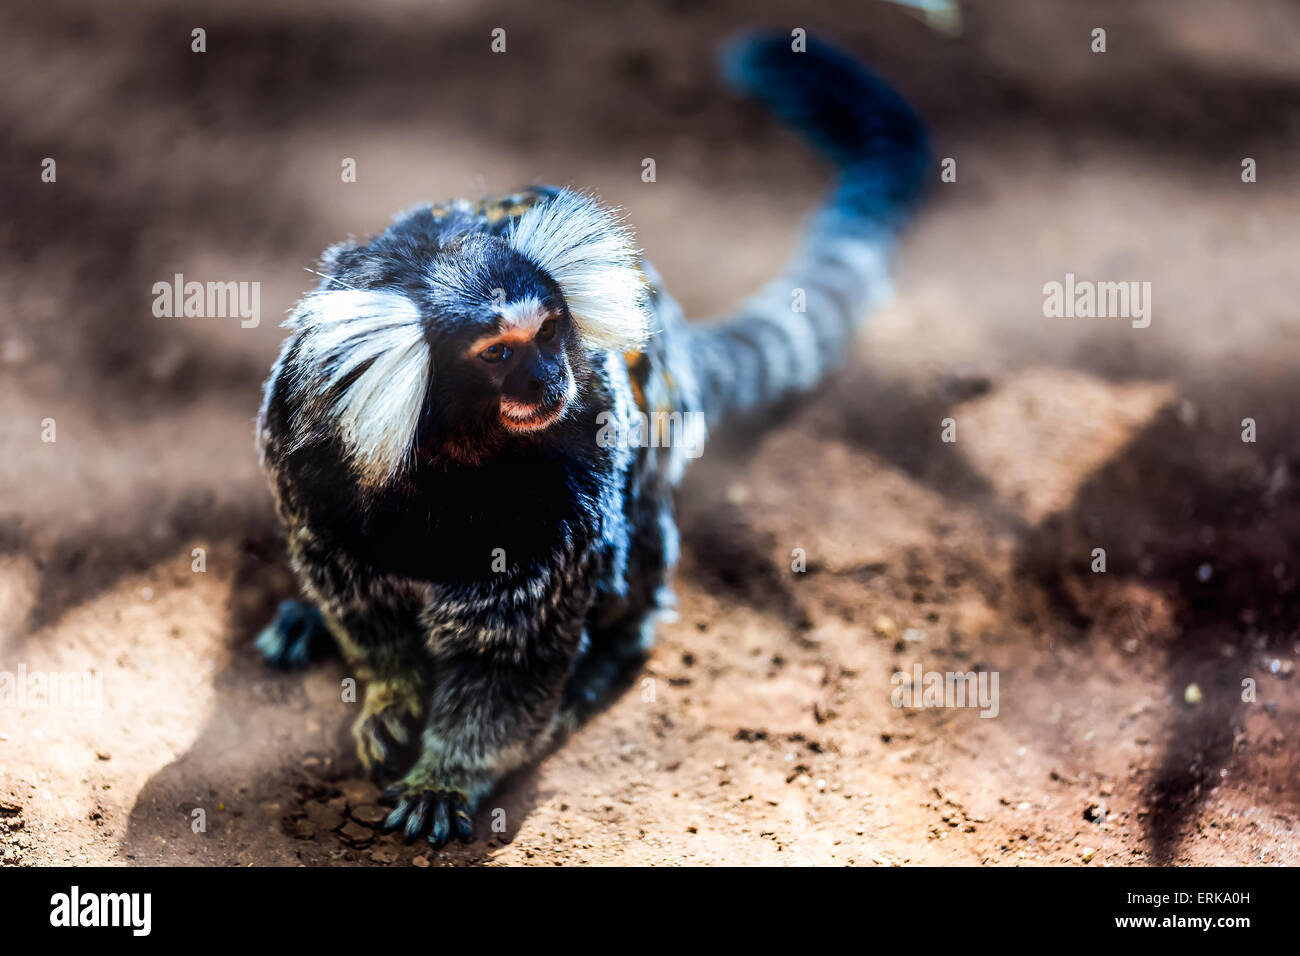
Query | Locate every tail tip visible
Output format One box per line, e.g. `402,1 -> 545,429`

719,30 -> 929,219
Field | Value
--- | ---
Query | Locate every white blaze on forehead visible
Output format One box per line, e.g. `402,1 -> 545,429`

284,288 -> 431,485
507,189 -> 651,352
499,297 -> 547,336
465,297 -> 556,356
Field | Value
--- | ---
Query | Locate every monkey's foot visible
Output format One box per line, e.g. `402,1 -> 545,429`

352,678 -> 422,778
255,599 -> 334,669
378,772 -> 476,847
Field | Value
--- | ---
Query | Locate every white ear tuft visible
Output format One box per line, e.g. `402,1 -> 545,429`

286,289 -> 430,485
508,189 -> 650,352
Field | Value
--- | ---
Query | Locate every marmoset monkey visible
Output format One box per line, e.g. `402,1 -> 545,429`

256,34 -> 928,847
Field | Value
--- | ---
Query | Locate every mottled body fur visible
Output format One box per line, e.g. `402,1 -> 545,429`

256,36 -> 928,846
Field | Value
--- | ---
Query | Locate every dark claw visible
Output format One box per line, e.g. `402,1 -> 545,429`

378,789 -> 474,847
430,796 -> 451,848
255,600 -> 333,670
403,793 -> 434,844
453,804 -> 474,844
380,801 -> 412,834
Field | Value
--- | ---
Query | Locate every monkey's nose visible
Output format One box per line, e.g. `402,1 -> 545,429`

525,377 -> 542,393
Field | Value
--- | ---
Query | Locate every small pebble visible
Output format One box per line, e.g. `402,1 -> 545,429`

349,804 -> 388,827
338,822 -> 375,847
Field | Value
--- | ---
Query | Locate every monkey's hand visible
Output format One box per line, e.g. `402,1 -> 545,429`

374,566 -> 592,848
373,637 -> 581,848
378,761 -> 485,847
352,675 -> 423,777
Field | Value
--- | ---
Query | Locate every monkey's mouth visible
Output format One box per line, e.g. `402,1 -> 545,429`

499,394 -> 568,432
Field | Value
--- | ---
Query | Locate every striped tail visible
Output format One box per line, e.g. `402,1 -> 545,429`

688,33 -> 929,423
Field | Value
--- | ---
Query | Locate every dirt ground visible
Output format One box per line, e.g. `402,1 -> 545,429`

2,0 -> 1298,866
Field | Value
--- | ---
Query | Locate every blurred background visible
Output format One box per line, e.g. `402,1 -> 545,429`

1,0 -> 1298,866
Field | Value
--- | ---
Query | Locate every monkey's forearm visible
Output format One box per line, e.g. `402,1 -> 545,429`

379,606 -> 588,845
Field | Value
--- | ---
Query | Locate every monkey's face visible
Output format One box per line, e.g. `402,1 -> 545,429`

416,241 -> 592,460
281,190 -> 648,482
461,295 -> 579,434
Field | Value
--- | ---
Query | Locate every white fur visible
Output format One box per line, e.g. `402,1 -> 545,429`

498,296 -> 547,336
286,289 -> 430,485
466,296 -> 549,355
508,189 -> 650,351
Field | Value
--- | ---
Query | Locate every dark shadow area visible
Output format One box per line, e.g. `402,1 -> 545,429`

822,369 -> 1024,531
3,495 -> 278,640
1008,368 -> 1300,863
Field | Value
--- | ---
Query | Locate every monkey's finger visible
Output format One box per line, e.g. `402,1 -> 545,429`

354,722 -> 392,778
402,792 -> 433,844
380,799 -> 413,833
452,797 -> 473,844
379,783 -> 405,806
429,794 -> 452,848
381,713 -> 409,746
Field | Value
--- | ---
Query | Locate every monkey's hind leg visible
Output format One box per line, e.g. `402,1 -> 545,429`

561,501 -> 677,727
559,606 -> 663,730
255,599 -> 338,669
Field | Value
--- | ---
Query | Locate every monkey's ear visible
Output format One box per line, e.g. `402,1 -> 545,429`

285,288 -> 430,486
508,189 -> 650,352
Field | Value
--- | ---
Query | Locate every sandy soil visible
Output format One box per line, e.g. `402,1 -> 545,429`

2,0 -> 1298,866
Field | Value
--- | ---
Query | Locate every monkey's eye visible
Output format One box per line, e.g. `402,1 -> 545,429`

536,317 -> 557,341
480,343 -> 512,363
